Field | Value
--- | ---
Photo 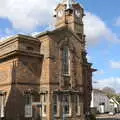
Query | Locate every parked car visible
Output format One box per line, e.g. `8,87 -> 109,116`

108,112 -> 115,115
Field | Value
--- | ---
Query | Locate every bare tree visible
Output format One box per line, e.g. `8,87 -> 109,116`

102,87 -> 116,97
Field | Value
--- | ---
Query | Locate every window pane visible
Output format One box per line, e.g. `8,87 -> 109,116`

44,105 -> 46,113
75,105 -> 78,113
75,95 -> 80,114
62,46 -> 69,74
53,95 -> 57,104
43,95 -> 46,102
53,95 -> 57,114
53,105 -> 57,114
25,95 -> 31,105
63,95 -> 69,114
63,95 -> 69,103
33,96 -> 40,102
64,105 -> 69,114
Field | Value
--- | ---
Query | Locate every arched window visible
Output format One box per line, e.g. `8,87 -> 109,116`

62,46 -> 70,75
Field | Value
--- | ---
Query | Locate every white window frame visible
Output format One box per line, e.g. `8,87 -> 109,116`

63,95 -> 71,117
32,94 -> 47,118
75,95 -> 81,115
53,94 -> 57,115
25,94 -> 32,118
41,94 -> 47,117
53,95 -> 60,117
0,95 -> 5,118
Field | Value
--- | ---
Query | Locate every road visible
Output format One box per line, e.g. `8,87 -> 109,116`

96,113 -> 120,120
97,118 -> 120,120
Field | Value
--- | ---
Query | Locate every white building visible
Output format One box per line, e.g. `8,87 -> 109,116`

90,89 -> 110,113
109,97 -> 120,113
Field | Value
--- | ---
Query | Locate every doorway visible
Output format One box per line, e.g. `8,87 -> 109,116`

32,103 -> 42,120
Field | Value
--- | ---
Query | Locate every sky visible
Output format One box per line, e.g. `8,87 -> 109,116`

0,0 -> 120,93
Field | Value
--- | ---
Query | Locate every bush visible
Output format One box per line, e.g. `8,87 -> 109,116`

89,114 -> 96,120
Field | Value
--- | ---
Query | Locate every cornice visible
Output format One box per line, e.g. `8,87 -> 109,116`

0,50 -> 43,60
0,34 -> 39,47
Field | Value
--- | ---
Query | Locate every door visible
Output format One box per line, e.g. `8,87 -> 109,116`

99,103 -> 105,113
32,103 -> 42,120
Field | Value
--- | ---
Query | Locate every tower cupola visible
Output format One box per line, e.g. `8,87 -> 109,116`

54,0 -> 84,35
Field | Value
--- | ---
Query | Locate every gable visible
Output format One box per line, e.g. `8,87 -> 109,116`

110,98 -> 120,105
48,27 -> 85,59
35,26 -> 87,64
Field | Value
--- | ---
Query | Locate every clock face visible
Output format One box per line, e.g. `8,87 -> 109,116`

75,9 -> 81,18
57,10 -> 64,18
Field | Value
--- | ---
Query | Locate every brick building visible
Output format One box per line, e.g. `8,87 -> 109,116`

0,0 -> 94,120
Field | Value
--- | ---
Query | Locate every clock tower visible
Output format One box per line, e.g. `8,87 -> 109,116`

0,0 -> 94,119
54,0 -> 84,36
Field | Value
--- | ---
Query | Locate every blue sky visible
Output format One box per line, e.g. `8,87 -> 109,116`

0,0 -> 120,92
80,0 -> 120,92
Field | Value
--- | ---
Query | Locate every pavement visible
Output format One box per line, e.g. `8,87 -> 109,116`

97,118 -> 120,120
96,113 -> 120,120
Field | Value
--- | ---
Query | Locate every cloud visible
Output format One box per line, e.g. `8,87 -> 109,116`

93,77 -> 120,93
115,16 -> 120,26
30,32 -> 40,37
110,60 -> 120,69
86,55 -> 92,62
0,1 -> 119,45
94,69 -> 104,75
0,0 -> 57,32
4,28 -> 14,35
83,12 -> 120,45
0,35 -> 14,42
0,27 -> 16,40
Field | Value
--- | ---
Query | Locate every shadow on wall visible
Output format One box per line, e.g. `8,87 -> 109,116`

4,57 -> 43,120
5,85 -> 25,120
